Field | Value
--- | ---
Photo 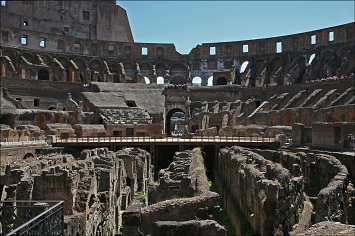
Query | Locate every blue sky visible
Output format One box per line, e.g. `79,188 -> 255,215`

117,1 -> 355,54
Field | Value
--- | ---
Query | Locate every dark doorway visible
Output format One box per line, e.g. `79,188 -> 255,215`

126,128 -> 134,137
166,108 -> 185,135
38,69 -> 49,80
217,77 -> 227,85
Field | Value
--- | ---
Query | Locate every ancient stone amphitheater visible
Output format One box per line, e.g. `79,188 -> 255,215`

0,1 -> 354,235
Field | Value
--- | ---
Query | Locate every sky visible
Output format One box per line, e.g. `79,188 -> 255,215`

117,1 -> 354,55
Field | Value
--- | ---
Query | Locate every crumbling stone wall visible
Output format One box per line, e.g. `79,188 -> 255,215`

149,148 -> 210,203
216,146 -> 304,235
122,148 -> 226,236
0,146 -> 152,236
250,149 -> 350,224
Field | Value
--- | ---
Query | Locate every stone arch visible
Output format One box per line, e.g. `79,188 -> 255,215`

2,49 -> 17,63
270,56 -> 283,85
192,76 -> 201,86
139,62 -> 153,80
240,60 -> 251,87
166,108 -> 185,135
123,61 -> 136,82
1,49 -> 17,76
254,58 -> 267,87
38,68 -> 49,80
207,76 -> 213,86
157,76 -> 164,84
89,59 -> 103,82
308,53 -> 316,65
240,61 -> 249,73
321,49 -> 335,77
337,46 -> 354,76
51,56 -> 69,82
170,63 -> 187,84
22,52 -> 35,64
107,60 -> 119,83
155,62 -> 167,78
38,53 -> 52,66
73,58 -> 88,83
24,153 -> 34,160
215,76 -> 228,85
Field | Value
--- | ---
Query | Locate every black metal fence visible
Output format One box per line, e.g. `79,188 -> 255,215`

0,200 -> 64,236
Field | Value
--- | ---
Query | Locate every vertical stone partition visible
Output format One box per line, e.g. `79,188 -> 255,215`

122,148 -> 227,236
215,146 -> 304,236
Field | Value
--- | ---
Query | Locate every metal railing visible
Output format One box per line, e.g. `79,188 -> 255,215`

52,135 -> 277,144
0,140 -> 47,147
0,200 -> 64,236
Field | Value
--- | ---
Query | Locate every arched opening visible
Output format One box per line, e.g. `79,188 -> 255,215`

240,61 -> 249,73
207,76 -> 213,86
170,63 -> 187,84
24,153 -> 34,160
216,77 -> 227,85
79,73 -> 84,82
308,54 -> 316,65
166,108 -> 185,136
170,76 -> 185,85
38,69 -> 49,80
125,100 -> 137,107
157,76 -> 164,84
144,76 -> 150,84
192,77 -> 201,86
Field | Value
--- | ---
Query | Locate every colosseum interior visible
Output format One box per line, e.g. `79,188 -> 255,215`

0,1 -> 354,235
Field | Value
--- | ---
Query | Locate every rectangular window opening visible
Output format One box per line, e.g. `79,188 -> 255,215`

2,31 -> 9,42
142,47 -> 148,55
243,44 -> 248,53
73,43 -> 81,54
83,11 -> 90,20
39,37 -> 46,48
64,26 -> 69,32
23,21 -> 28,26
276,42 -> 282,53
34,99 -> 40,107
311,35 -> 316,45
21,35 -> 28,45
108,45 -> 114,55
329,31 -> 334,41
1,1 -> 7,7
210,46 -> 216,55
113,131 -> 122,137
58,40 -> 65,50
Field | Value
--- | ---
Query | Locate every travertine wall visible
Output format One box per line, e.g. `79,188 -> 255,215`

216,146 -> 304,235
249,149 -> 350,224
122,148 -> 226,236
0,146 -> 152,235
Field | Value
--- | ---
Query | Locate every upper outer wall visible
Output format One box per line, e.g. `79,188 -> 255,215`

1,0 -> 133,43
0,2 -> 353,66
188,22 -> 355,59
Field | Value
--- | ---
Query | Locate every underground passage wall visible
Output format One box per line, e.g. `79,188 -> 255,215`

215,146 -> 350,236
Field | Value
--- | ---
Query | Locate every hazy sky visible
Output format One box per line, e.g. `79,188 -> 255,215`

117,1 -> 355,54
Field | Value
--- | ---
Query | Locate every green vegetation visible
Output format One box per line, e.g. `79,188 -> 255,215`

208,181 -> 235,236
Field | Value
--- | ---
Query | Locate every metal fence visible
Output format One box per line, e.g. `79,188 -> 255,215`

0,200 -> 64,236
52,135 -> 276,144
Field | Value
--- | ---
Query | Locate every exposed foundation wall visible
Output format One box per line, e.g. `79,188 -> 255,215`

250,149 -> 349,224
216,146 -> 305,236
122,148 -> 225,236
0,146 -> 152,235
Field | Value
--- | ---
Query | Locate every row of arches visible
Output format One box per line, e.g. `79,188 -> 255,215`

1,49 -> 191,84
2,45 -> 353,86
